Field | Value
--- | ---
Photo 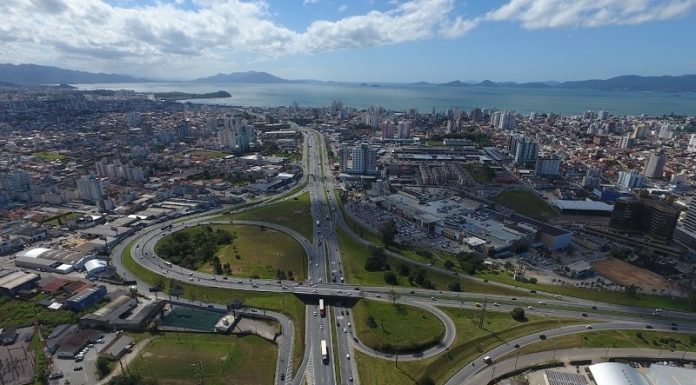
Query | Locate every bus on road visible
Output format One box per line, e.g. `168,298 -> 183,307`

321,340 -> 328,364
164,262 -> 172,268
319,299 -> 326,317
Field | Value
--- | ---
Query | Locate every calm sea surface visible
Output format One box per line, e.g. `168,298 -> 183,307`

74,82 -> 696,116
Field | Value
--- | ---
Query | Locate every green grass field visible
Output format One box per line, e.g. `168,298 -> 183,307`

129,333 -> 276,385
353,300 -> 444,353
188,224 -> 307,280
356,307 -> 582,385
121,241 -> 306,375
493,190 -> 558,220
32,151 -> 66,161
227,191 -> 313,240
505,329 -> 696,359
478,270 -> 693,312
44,211 -> 81,226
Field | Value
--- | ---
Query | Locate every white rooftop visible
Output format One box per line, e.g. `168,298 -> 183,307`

553,199 -> 615,212
589,362 -> 650,385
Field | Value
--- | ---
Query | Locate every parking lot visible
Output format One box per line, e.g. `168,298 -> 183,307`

51,332 -> 120,385
348,201 -> 465,254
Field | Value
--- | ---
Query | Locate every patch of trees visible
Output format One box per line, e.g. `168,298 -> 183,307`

365,245 -> 390,272
456,251 -> 484,274
156,226 -> 235,270
276,269 -> 294,281
408,268 -> 435,289
510,307 -> 526,321
380,219 -> 396,246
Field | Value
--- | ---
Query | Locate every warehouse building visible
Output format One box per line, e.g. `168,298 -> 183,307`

80,292 -> 166,331
589,362 -> 696,385
66,285 -> 107,311
98,334 -> 134,360
14,256 -> 74,274
0,270 -> 40,296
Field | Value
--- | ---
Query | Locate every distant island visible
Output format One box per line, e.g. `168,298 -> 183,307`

1,63 -> 696,92
153,90 -> 231,101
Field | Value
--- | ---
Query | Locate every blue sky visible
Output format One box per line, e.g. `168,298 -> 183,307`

1,0 -> 696,82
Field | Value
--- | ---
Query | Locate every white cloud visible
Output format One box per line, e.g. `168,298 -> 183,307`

303,0 -> 319,5
0,0 -> 693,78
439,16 -> 480,38
338,4 -> 348,12
485,0 -> 696,29
0,0 -> 472,77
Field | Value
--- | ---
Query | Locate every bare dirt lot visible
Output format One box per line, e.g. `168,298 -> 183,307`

592,258 -> 670,291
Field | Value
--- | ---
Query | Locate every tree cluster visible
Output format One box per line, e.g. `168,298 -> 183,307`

456,251 -> 484,274
365,245 -> 390,272
156,226 -> 235,270
276,269 -> 294,281
408,268 -> 435,289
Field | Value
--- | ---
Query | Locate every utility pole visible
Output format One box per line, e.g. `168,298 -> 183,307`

478,299 -> 487,329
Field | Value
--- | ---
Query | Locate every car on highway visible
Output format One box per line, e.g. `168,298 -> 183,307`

343,328 -> 347,333
585,325 -> 593,329
646,325 -> 653,329
346,353 -> 350,360
483,356 -> 492,364
313,311 -> 317,316
280,373 -> 285,381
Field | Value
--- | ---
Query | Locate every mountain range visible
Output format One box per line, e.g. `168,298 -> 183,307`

1,63 -> 696,92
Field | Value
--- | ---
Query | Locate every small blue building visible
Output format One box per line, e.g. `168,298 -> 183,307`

66,285 -> 107,311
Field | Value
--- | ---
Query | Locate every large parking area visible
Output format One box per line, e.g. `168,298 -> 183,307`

348,202 -> 464,254
51,331 -> 120,385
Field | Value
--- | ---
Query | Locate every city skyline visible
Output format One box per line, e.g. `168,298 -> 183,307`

1,0 -> 696,82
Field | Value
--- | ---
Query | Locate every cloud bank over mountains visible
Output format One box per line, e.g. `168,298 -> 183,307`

0,0 -> 693,78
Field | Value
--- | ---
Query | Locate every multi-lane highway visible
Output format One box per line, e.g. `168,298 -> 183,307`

112,127 -> 696,385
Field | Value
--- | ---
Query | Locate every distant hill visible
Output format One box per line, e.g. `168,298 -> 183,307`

194,71 -> 287,83
438,74 -> 696,92
560,75 -> 696,92
0,80 -> 20,88
0,63 -> 145,85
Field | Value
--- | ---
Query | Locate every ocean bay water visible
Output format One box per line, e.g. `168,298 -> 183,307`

74,82 -> 696,116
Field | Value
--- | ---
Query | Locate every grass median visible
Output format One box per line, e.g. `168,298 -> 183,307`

356,307 -> 582,385
504,329 -> 696,359
478,270 -> 693,312
227,191 -> 313,240
121,240 -> 305,376
352,300 -> 444,354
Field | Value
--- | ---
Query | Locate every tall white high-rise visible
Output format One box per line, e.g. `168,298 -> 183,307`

617,170 -> 645,190
498,111 -> 515,130
513,137 -> 538,164
643,150 -> 667,178
688,134 -> 696,153
535,156 -> 561,176
77,176 -> 104,202
350,144 -> 377,174
397,121 -> 411,139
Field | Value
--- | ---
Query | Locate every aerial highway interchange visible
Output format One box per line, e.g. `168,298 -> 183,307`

113,128 -> 696,385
